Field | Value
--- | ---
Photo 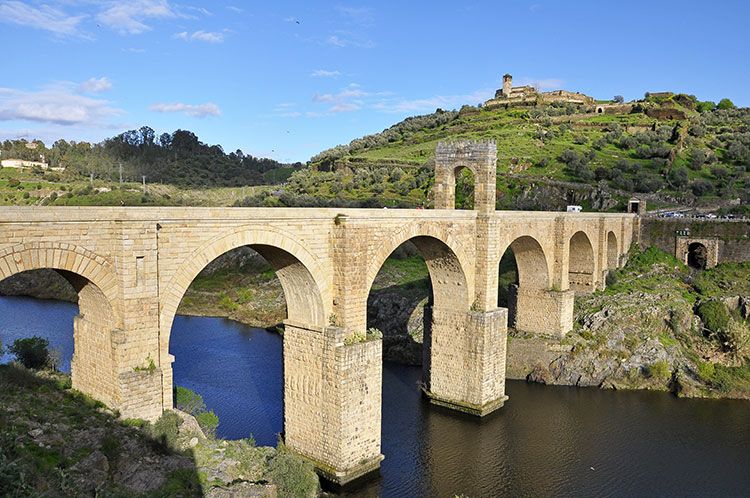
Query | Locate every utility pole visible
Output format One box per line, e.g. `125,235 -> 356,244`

89,173 -> 94,184
119,162 -> 123,184
142,175 -> 147,193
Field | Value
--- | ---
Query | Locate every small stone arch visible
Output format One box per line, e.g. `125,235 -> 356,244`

498,235 -> 551,328
502,236 -> 551,290
0,242 -> 121,407
453,165 -> 476,210
606,230 -> 619,269
433,140 -> 497,212
687,242 -> 708,270
568,231 -> 596,293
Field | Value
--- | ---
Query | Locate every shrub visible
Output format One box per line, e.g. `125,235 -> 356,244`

645,361 -> 671,381
175,386 -> 206,415
717,98 -> 736,110
269,443 -> 319,498
147,411 -> 183,452
723,319 -> 750,356
196,410 -> 219,438
9,337 -> 50,369
696,300 -> 731,338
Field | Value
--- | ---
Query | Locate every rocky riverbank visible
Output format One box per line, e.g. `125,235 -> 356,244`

0,365 -> 319,497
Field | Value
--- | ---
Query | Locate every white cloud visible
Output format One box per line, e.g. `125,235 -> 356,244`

329,102 -> 361,113
149,102 -> 221,118
97,0 -> 178,35
78,77 -> 112,93
174,29 -> 224,43
513,77 -> 565,91
227,6 -> 243,13
311,69 -> 341,78
0,1 -> 86,37
372,89 -> 493,113
0,84 -> 122,125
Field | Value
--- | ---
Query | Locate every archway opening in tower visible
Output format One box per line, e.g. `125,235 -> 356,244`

687,242 -> 708,270
167,243 -> 323,444
0,268 -> 118,406
455,166 -> 475,210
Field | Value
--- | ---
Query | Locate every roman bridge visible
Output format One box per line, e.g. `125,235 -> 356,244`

0,141 -> 635,484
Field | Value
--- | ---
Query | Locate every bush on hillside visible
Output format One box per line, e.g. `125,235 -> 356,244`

9,337 -> 50,369
696,300 -> 731,338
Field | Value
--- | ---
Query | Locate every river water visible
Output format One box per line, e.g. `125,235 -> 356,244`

2,295 -> 749,497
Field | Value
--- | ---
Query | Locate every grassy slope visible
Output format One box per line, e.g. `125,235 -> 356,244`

0,166 -> 271,207
0,365 -> 318,497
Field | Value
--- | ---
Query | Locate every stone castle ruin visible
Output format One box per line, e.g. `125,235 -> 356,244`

484,73 -> 596,108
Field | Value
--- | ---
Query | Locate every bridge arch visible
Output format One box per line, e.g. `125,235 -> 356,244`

160,226 -> 330,351
0,242 -> 121,407
607,230 -> 619,270
0,242 -> 120,322
365,224 -> 473,310
500,236 -> 551,290
160,227 -> 330,411
568,231 -> 596,293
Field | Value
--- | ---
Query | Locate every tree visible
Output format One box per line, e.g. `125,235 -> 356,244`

613,95 -> 624,103
697,101 -> 716,113
717,98 -> 736,110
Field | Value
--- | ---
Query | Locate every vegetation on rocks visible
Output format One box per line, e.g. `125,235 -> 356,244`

0,344 -> 319,496
526,246 -> 750,399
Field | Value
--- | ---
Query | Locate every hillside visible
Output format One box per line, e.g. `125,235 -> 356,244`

1,94 -> 748,214
289,95 -> 750,213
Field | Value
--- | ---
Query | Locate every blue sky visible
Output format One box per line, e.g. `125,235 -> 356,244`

1,0 -> 748,163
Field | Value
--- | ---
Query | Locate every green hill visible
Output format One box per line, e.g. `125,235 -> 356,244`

274,94 -> 748,213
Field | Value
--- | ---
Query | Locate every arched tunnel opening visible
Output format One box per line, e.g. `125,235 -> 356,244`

687,242 -> 708,270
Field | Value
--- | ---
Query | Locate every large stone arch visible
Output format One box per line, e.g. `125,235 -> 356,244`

160,226 -> 330,353
0,242 -> 120,321
0,242 -> 121,407
159,227 -> 330,411
365,223 -> 474,309
568,231 -> 596,293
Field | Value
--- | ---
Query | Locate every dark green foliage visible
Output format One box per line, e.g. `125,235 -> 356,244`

146,411 -> 183,452
696,300 -> 731,336
195,411 -> 219,438
268,443 -> 319,498
174,385 -> 220,437
175,385 -> 206,415
9,337 -> 50,369
717,98 -> 736,110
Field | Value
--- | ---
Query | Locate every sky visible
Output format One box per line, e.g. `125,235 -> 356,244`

1,0 -> 748,163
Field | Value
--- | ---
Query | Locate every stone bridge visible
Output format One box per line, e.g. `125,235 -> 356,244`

0,141 -> 635,484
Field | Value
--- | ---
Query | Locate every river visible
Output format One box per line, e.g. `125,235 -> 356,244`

1,295 -> 749,497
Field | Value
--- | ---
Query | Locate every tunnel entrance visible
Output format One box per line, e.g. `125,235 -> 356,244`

687,242 -> 708,270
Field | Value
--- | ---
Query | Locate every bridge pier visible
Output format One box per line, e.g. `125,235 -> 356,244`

514,288 -> 575,338
283,321 -> 383,485
423,306 -> 508,415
